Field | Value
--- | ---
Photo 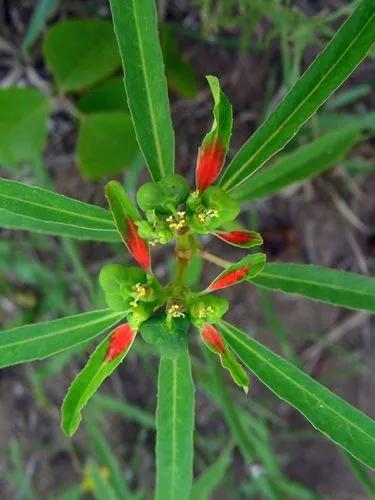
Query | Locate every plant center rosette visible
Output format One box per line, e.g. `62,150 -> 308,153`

99,77 -> 266,392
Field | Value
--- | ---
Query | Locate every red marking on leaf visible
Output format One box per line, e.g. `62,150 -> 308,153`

125,216 -> 151,271
215,231 -> 254,246
208,265 -> 249,291
196,140 -> 225,192
105,323 -> 136,362
201,323 -> 225,353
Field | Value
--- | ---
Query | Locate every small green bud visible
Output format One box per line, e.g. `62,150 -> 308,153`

136,182 -> 165,213
136,175 -> 189,214
136,220 -> 154,239
187,293 -> 229,328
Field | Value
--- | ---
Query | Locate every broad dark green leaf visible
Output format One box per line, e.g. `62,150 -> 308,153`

220,0 -> 375,193
62,328 -> 135,436
0,88 -> 50,169
0,179 -> 119,242
220,321 -> 375,469
43,20 -> 120,91
233,126 -> 361,201
252,263 -> 375,313
77,77 -> 128,114
109,0 -> 175,181
22,0 -> 59,52
77,112 -> 138,180
156,350 -> 195,500
0,310 -> 124,368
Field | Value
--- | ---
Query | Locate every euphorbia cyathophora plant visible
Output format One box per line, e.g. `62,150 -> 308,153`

98,75 -> 264,394
1,0 -> 375,497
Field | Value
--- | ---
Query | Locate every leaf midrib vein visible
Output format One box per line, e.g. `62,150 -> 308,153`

0,192 -> 115,228
254,270 -> 375,299
223,11 -> 375,191
222,322 -> 375,447
0,312 -> 121,350
132,1 -> 165,178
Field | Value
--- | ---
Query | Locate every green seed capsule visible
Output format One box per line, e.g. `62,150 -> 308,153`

136,182 -> 165,213
159,174 -> 189,207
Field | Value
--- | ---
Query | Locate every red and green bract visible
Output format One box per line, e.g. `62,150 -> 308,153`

105,323 -> 136,361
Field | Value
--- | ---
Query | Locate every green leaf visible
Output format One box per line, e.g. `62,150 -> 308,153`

156,350 -> 195,500
0,88 -> 50,169
0,310 -> 124,368
252,263 -> 375,313
61,328 -> 135,436
140,315 -> 189,359
22,0 -> 59,52
109,0 -> 175,181
0,179 -> 119,242
233,126 -> 361,201
220,0 -> 375,193
190,445 -> 232,500
43,20 -> 120,92
105,180 -> 140,242
77,112 -> 138,180
220,321 -> 375,469
76,77 -> 128,114
161,25 -> 198,99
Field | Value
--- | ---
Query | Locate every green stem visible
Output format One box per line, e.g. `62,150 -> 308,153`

173,232 -> 192,287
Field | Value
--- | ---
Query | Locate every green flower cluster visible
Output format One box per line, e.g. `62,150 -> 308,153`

99,263 -> 229,333
135,174 -> 240,244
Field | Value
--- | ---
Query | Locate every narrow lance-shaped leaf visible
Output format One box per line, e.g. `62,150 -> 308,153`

0,179 -> 119,242
220,321 -> 375,469
207,253 -> 266,292
105,181 -> 151,270
62,324 -> 136,436
109,0 -> 175,181
0,310 -> 124,369
156,350 -> 195,500
233,125 -> 361,201
252,263 -> 375,313
196,76 -> 233,192
220,0 -> 375,193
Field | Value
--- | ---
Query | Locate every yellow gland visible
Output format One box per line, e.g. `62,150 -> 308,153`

197,208 -> 219,224
166,211 -> 187,231
197,305 -> 214,319
130,283 -> 147,307
167,302 -> 186,318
